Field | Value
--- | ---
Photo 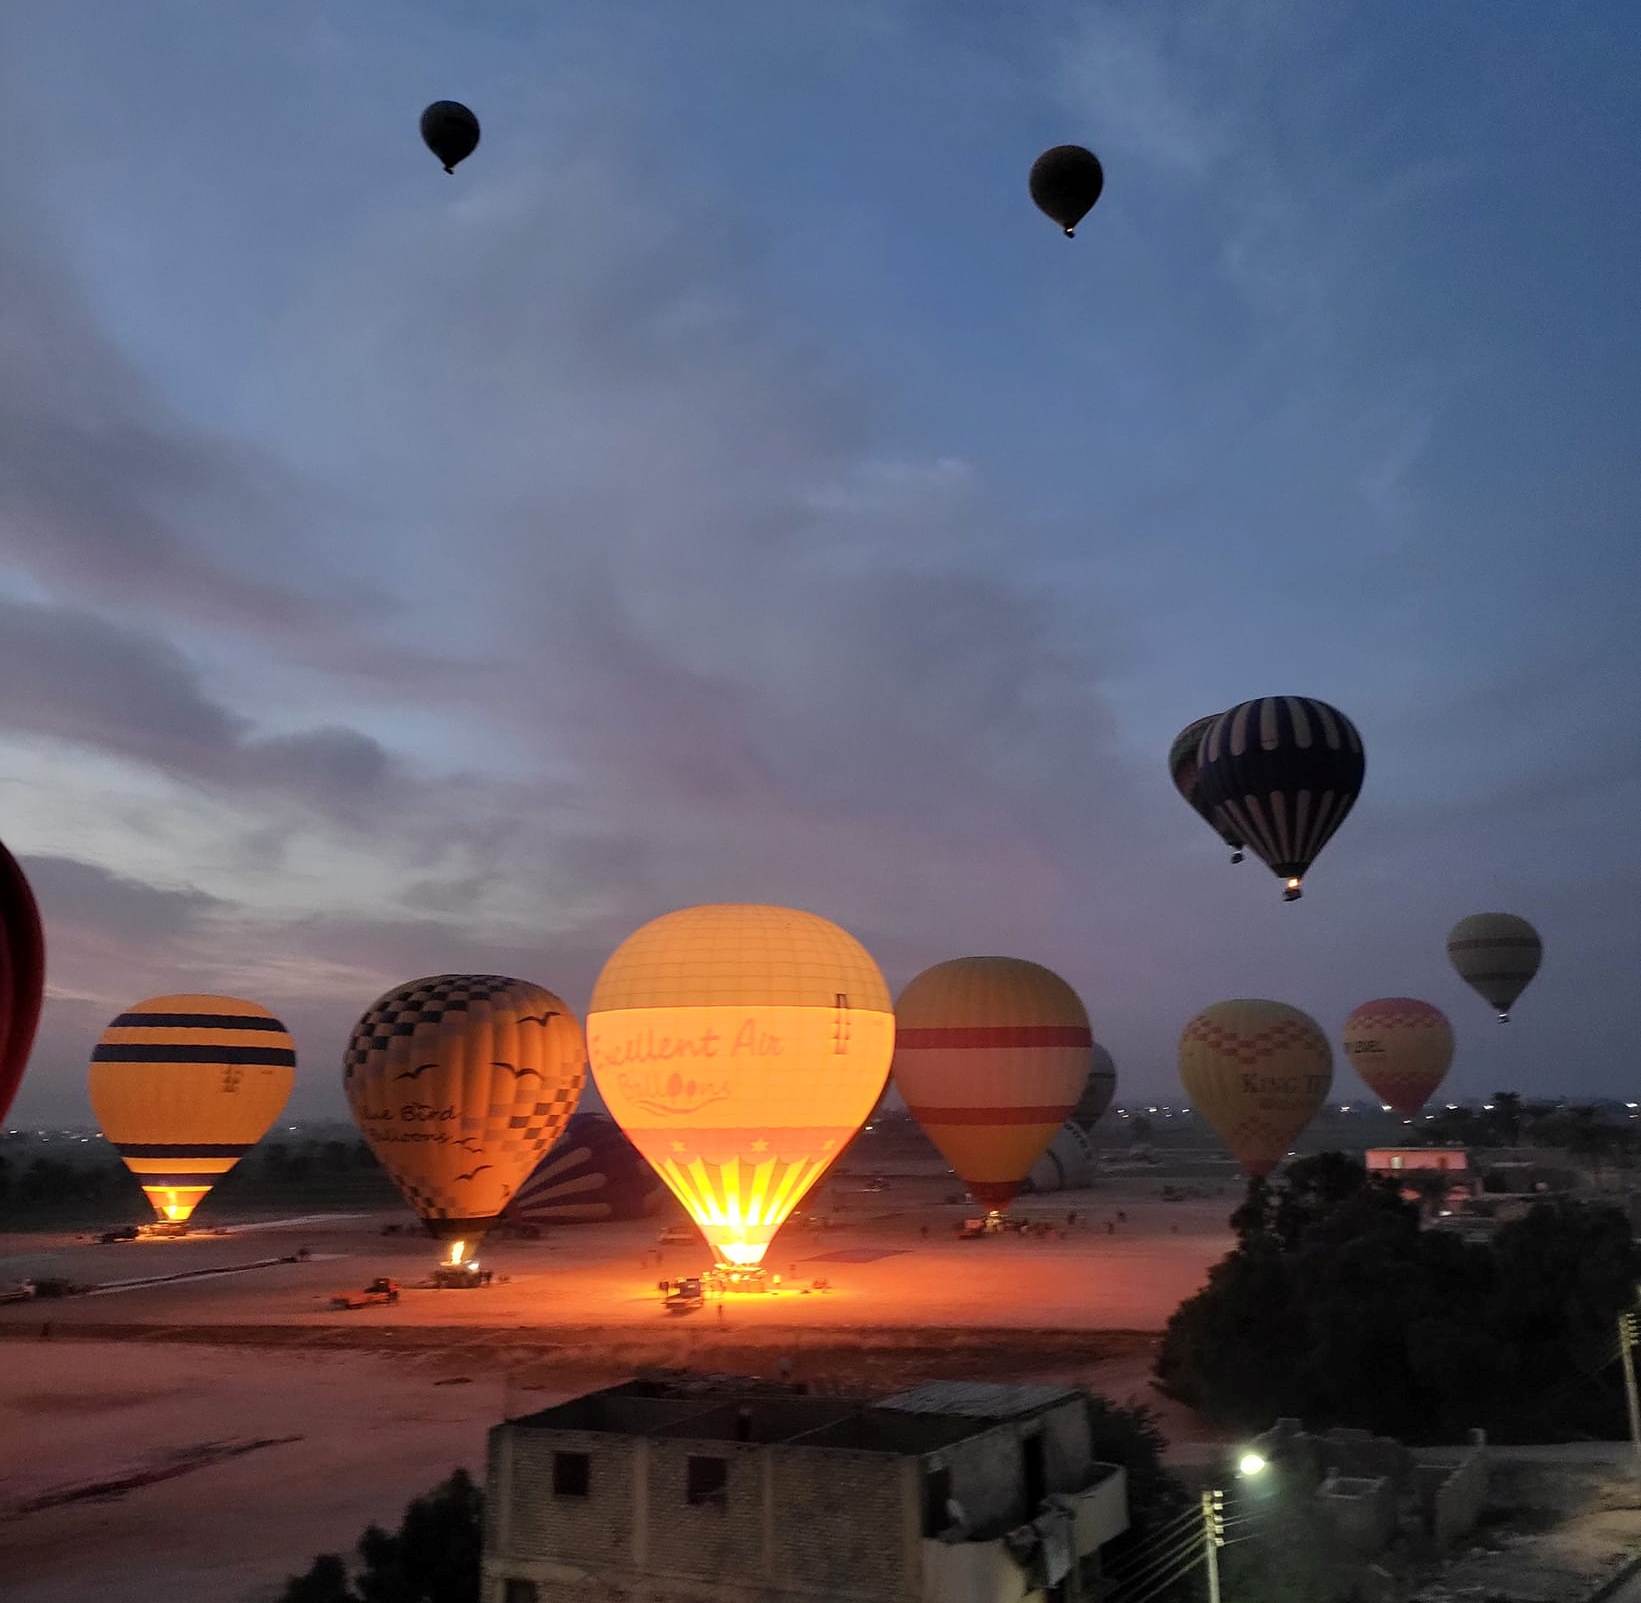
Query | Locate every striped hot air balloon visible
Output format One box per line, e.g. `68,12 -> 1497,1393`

1447,914 -> 1542,1022
0,839 -> 44,1128
1071,1041 -> 1118,1130
344,975 -> 585,1245
1179,999 -> 1332,1178
506,1112 -> 662,1225
1195,697 -> 1365,900
1169,713 -> 1244,862
1342,998 -> 1454,1117
1024,1121 -> 1097,1194
89,995 -> 295,1223
893,957 -> 1092,1212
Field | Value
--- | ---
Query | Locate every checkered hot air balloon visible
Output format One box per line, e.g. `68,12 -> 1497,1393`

1179,999 -> 1332,1178
90,995 -> 295,1223
344,975 -> 585,1244
893,957 -> 1093,1212
1342,998 -> 1454,1117
1194,697 -> 1365,901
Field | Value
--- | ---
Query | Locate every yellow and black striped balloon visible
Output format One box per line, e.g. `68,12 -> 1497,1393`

89,995 -> 296,1223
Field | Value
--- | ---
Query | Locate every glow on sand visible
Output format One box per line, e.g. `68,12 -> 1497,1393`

589,905 -> 894,1269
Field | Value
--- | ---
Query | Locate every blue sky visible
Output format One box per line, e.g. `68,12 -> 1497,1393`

1,1 -> 1637,1120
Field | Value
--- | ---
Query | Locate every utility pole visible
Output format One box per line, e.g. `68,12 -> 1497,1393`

1621,1310 -> 1641,1483
1201,1487 -> 1225,1603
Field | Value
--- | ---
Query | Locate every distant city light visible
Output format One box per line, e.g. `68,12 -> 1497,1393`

1445,1103 -> 1458,1110
1483,1104 -> 1495,1111
1338,1105 -> 1351,1113
1381,1104 -> 1393,1113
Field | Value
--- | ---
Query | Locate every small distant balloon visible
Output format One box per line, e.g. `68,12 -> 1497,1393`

1029,144 -> 1105,237
1447,913 -> 1542,1022
421,101 -> 480,174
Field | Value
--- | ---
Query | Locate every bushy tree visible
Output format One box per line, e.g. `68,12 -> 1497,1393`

1157,1154 -> 1639,1442
281,1470 -> 482,1603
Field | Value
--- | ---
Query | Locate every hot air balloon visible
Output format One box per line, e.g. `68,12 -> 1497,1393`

1178,999 -> 1332,1178
344,975 -> 584,1247
1071,1040 -> 1118,1130
0,839 -> 44,1128
89,995 -> 295,1223
1447,914 -> 1542,1022
1029,144 -> 1105,237
587,904 -> 894,1269
1170,714 -> 1245,863
1342,998 -> 1454,1118
1025,1121 -> 1097,1194
893,957 -> 1092,1211
1195,697 -> 1365,900
506,1112 -> 662,1226
420,100 -> 480,174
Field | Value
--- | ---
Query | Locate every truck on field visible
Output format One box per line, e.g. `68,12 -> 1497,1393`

329,1276 -> 401,1310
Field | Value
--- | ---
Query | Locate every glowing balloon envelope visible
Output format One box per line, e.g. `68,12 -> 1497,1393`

1179,999 -> 1332,1178
588,903 -> 893,1268
893,957 -> 1092,1211
1447,913 -> 1541,1022
0,839 -> 44,1128
345,975 -> 585,1243
89,994 -> 295,1222
1342,998 -> 1454,1118
506,1112 -> 662,1225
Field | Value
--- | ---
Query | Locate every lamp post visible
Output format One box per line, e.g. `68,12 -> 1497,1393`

1203,1451 -> 1270,1601
1621,1309 -> 1640,1483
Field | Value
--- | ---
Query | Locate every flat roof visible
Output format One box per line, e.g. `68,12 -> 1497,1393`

506,1376 -> 1081,1457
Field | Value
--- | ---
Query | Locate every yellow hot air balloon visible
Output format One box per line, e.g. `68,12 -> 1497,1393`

588,904 -> 894,1268
89,994 -> 295,1223
892,957 -> 1092,1211
1179,999 -> 1331,1178
344,974 -> 585,1246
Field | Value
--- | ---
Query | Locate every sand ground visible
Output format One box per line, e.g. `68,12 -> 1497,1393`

0,1172 -> 1232,1601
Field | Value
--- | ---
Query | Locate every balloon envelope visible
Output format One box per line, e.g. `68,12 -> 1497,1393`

588,904 -> 893,1268
0,840 -> 44,1128
1025,1121 -> 1097,1194
420,100 -> 480,173
89,994 -> 295,1222
1447,913 -> 1541,1021
1342,998 -> 1454,1118
1195,697 -> 1365,899
1029,144 -> 1105,236
1070,1041 -> 1117,1130
893,957 -> 1092,1211
506,1112 -> 662,1225
1170,714 -> 1243,857
344,975 -> 584,1243
1179,999 -> 1332,1178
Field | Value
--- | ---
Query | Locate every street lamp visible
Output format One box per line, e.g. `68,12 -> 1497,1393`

1237,1452 -> 1268,1479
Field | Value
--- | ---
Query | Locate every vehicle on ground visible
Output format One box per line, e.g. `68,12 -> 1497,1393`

661,1276 -> 704,1312
657,1224 -> 697,1246
329,1276 -> 401,1310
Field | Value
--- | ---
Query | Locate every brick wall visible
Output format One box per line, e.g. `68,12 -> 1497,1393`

770,1449 -> 913,1597
644,1440 -> 767,1584
506,1429 -> 640,1568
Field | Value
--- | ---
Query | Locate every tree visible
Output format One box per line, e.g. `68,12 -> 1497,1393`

1156,1154 -> 1640,1443
1129,1115 -> 1154,1144
280,1470 -> 482,1603
1492,1091 -> 1524,1147
1080,1394 -> 1195,1599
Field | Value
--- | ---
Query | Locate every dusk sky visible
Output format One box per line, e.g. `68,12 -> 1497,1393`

3,2 -> 1637,1122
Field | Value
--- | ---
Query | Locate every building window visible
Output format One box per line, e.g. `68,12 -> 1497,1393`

686,1454 -> 729,1507
503,1583 -> 539,1603
553,1451 -> 591,1498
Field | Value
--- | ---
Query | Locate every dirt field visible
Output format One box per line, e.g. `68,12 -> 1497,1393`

0,1170 -> 1234,1601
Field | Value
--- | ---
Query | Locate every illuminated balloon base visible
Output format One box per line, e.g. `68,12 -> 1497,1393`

704,1263 -> 774,1295
143,1187 -> 206,1225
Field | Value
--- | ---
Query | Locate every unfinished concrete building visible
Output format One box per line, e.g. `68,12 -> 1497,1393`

483,1375 -> 1131,1602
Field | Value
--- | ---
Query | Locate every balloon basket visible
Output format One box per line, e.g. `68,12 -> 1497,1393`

704,1264 -> 778,1296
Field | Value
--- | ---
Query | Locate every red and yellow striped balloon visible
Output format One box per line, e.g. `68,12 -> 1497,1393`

892,957 -> 1092,1211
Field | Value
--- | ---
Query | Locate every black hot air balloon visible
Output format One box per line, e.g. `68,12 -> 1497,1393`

420,101 -> 481,174
1170,713 -> 1244,863
1195,697 -> 1365,901
1029,145 -> 1105,237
